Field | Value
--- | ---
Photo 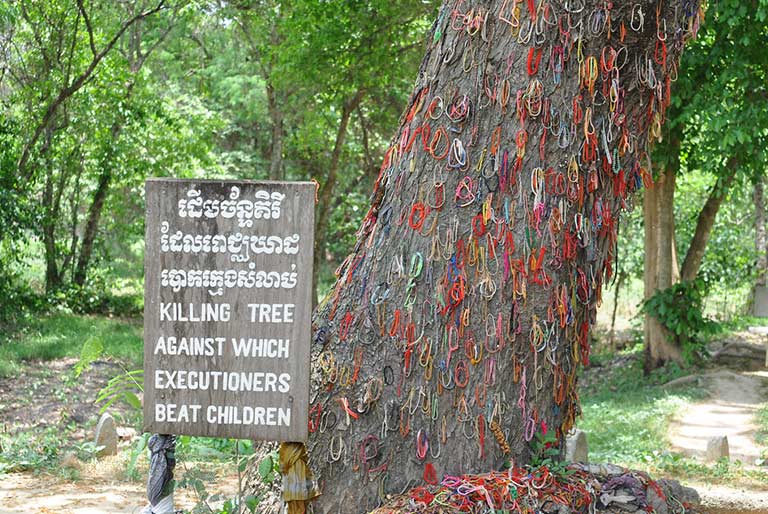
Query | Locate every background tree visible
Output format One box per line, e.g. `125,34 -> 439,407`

642,0 -> 768,371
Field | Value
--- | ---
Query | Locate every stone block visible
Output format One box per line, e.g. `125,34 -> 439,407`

94,412 -> 118,457
705,436 -> 729,462
565,429 -> 588,463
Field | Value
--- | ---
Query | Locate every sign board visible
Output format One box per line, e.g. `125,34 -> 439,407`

143,179 -> 314,442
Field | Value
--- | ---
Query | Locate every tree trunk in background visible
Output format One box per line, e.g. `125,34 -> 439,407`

73,15 -> 172,287
656,170 -> 677,291
609,271 -> 625,349
680,160 -> 738,282
312,89 -> 365,306
288,2 -> 702,512
755,177 -> 766,288
266,82 -> 284,180
43,167 -> 61,293
73,168 -> 112,286
644,169 -> 683,372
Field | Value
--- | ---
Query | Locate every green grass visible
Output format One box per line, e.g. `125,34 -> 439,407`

578,350 -> 701,463
720,314 -> 768,333
0,312 -> 142,377
757,403 -> 768,463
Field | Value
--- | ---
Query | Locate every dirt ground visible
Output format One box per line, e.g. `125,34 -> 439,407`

0,461 -> 239,514
668,370 -> 768,467
0,359 -> 238,513
0,358 -> 133,438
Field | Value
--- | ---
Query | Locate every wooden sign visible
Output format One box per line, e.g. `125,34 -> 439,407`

143,179 -> 314,442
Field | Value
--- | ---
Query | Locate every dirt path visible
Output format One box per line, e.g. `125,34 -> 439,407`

0,359 -> 239,513
666,367 -> 768,514
0,471 -> 147,514
668,370 -> 768,466
0,358 -> 133,437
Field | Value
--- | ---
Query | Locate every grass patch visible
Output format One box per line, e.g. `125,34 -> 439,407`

757,403 -> 768,463
720,315 -> 768,333
578,348 -> 768,484
0,424 -> 103,476
578,350 -> 701,463
0,311 -> 142,377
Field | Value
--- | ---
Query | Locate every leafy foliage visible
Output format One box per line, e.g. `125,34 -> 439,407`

96,369 -> 144,413
74,335 -> 104,377
0,313 -> 142,378
642,280 -> 722,362
528,428 -> 573,477
175,438 -> 273,514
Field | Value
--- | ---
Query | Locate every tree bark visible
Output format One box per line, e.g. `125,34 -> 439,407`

643,169 -> 683,372
656,170 -> 676,291
312,89 -> 366,306
283,2 -> 703,512
73,168 -> 112,286
680,159 -> 738,282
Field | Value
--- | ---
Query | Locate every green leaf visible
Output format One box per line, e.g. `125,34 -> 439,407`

245,495 -> 260,512
123,392 -> 142,410
75,336 -> 104,377
258,456 -> 274,480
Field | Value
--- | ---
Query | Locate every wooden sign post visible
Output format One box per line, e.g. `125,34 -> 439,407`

142,179 -> 315,512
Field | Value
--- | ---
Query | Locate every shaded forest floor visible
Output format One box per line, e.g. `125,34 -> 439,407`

0,314 -> 766,513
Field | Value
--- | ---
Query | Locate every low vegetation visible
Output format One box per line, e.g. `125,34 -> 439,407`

578,343 -> 768,486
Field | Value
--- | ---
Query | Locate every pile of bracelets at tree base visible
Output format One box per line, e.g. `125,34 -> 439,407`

371,464 -> 699,514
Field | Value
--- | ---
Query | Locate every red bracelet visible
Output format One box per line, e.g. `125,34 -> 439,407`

423,462 -> 438,485
527,47 -> 543,76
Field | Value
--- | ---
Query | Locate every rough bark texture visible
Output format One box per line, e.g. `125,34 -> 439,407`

299,1 -> 702,512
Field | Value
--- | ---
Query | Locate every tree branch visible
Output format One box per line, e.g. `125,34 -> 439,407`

17,0 -> 167,182
76,0 -> 98,57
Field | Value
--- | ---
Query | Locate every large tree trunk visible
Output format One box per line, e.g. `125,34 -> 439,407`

680,159 -> 738,282
288,2 -> 702,512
